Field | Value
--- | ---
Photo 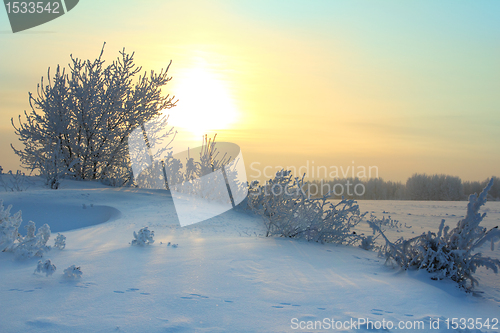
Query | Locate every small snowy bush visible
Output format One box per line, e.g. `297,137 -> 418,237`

131,227 -> 154,246
371,178 -> 500,289
54,233 -> 66,250
0,200 -> 22,252
63,265 -> 83,279
34,259 -> 56,277
14,221 -> 51,259
248,170 -> 364,245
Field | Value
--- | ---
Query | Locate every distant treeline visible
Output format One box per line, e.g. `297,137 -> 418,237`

309,174 -> 500,201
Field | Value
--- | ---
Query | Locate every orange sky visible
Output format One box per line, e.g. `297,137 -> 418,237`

1,0 -> 499,182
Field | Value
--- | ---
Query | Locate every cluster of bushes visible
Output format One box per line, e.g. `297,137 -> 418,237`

0,200 -> 82,278
1,199 -> 166,279
309,174 -> 500,201
135,135 -> 234,188
246,170 -> 500,290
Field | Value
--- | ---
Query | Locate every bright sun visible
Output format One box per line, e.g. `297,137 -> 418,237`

165,64 -> 239,139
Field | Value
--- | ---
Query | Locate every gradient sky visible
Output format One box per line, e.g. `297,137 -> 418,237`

1,0 -> 499,182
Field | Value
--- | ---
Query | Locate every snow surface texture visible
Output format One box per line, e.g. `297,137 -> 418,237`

0,178 -> 499,332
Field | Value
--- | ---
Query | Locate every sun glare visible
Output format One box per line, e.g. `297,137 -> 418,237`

166,63 -> 239,139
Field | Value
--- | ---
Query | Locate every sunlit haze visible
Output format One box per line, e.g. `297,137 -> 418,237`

1,0 -> 499,183
167,58 -> 239,138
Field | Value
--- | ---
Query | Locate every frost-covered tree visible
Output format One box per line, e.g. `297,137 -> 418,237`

405,173 -> 463,201
310,177 -> 406,200
131,227 -> 154,246
34,259 -> 56,277
11,42 -> 176,186
485,176 -> 500,200
463,177 -> 500,201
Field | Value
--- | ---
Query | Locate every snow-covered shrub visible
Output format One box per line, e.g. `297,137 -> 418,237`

303,197 -> 364,245
1,201 -> 53,259
131,227 -> 155,246
63,265 -> 82,279
247,170 -> 302,237
34,259 -> 56,277
14,221 -> 51,259
54,233 -> 66,250
248,170 -> 364,245
0,200 -> 22,252
371,178 -> 500,289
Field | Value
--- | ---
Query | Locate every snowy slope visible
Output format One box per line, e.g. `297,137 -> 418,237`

0,179 -> 499,333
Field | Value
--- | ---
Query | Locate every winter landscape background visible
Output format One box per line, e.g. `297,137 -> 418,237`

1,1 -> 500,332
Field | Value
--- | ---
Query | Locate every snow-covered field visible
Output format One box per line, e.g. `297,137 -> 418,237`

1,178 -> 499,333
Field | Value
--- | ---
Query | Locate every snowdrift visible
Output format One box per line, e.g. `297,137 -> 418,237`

0,179 -> 499,332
